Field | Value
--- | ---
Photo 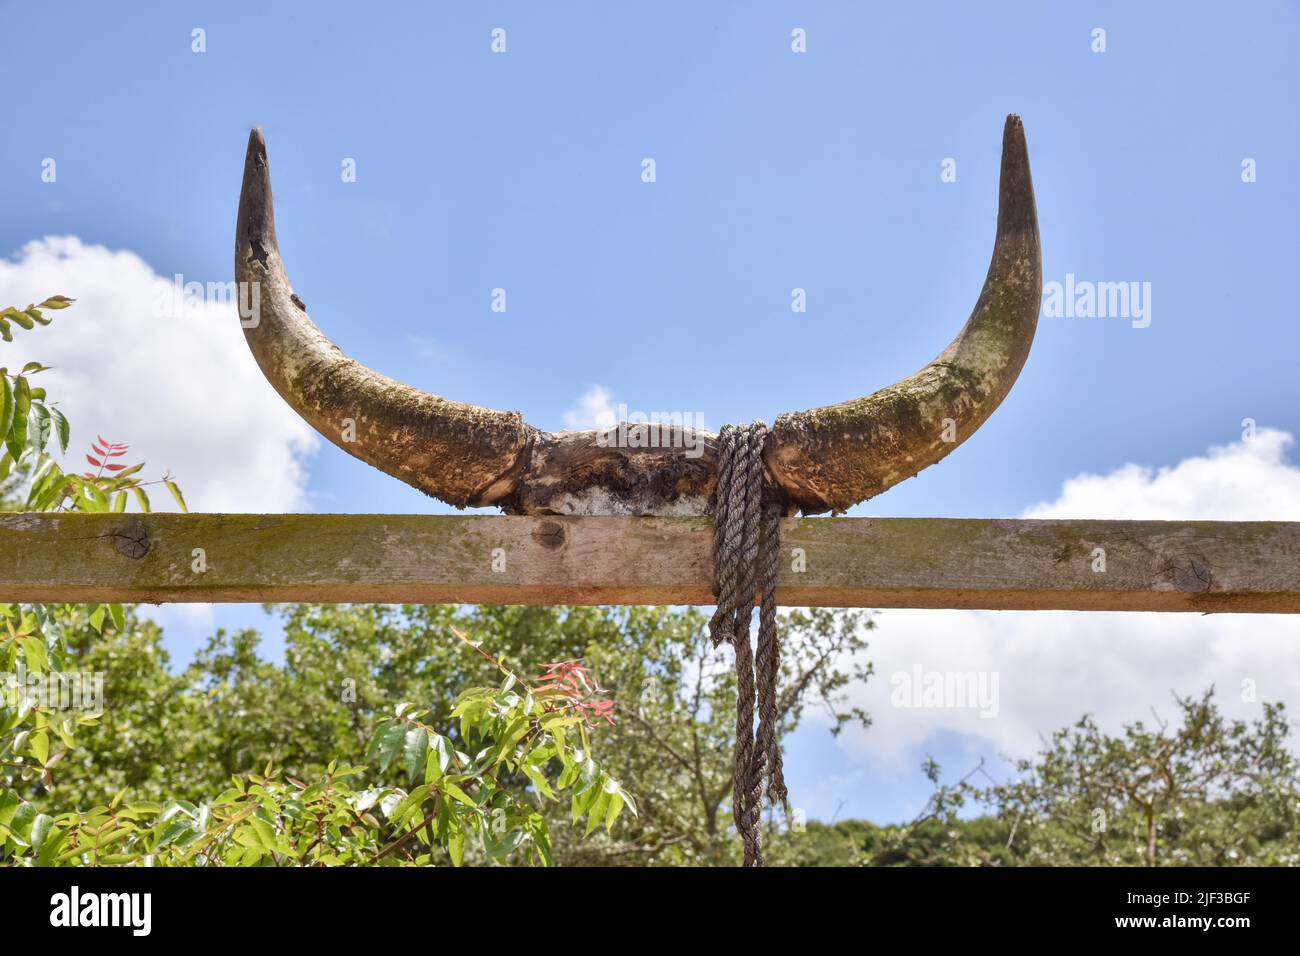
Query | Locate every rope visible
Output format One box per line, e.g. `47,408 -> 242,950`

708,421 -> 787,867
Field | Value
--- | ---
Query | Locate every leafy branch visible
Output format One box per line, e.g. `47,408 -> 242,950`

0,295 -> 73,343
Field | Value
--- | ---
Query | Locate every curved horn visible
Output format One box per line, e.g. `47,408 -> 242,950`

236,129 -> 534,508
765,114 -> 1041,514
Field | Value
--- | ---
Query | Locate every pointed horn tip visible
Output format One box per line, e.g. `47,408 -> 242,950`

995,113 -> 1036,237
237,128 -> 276,263
243,128 -> 268,171
1002,114 -> 1029,154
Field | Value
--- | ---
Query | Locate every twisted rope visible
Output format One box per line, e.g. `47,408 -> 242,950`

708,422 -> 787,867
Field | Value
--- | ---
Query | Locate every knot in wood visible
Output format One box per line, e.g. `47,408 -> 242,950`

113,520 -> 151,560
531,520 -> 566,551
1159,553 -> 1212,593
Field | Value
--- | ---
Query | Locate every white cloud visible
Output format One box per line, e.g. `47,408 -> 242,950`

562,384 -> 618,431
827,428 -> 1300,769
0,237 -> 317,512
1023,427 -> 1300,520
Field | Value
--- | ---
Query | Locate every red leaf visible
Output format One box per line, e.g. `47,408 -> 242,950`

104,463 -> 126,472
86,455 -> 103,467
108,448 -> 128,456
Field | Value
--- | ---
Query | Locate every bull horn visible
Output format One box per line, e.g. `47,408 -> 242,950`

765,113 -> 1041,513
236,116 -> 1039,516
236,128 -> 534,508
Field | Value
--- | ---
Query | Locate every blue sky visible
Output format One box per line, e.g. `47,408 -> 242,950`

3,1 -> 1299,825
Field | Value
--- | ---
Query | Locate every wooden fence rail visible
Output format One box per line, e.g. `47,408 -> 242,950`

3,513 -> 1299,612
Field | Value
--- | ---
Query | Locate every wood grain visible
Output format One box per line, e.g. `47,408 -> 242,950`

2,514 -> 1299,612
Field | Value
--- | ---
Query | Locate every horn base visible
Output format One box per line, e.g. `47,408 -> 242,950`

500,427 -> 724,516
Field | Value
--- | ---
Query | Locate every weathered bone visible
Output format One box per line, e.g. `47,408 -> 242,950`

766,115 -> 1041,513
235,115 -> 1039,516
236,130 -> 531,508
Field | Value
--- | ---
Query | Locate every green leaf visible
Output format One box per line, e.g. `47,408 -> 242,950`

25,455 -> 57,507
5,376 -> 30,461
432,734 -> 452,773
29,402 -> 51,452
532,817 -> 554,867
249,816 -> 279,851
156,817 -> 197,848
9,802 -> 36,847
131,485 -> 151,512
30,813 -> 53,852
0,375 -> 14,444
604,790 -> 624,833
88,604 -> 107,633
489,715 -> 532,765
441,781 -> 476,808
164,479 -> 188,512
106,460 -> 145,483
20,635 -> 48,673
37,826 -> 69,866
108,603 -> 125,630
585,789 -> 610,837
571,783 -> 599,824
446,813 -> 465,867
522,762 -> 557,800
0,791 -> 19,828
49,407 -> 69,453
375,722 -> 406,773
403,727 -> 429,780
29,730 -> 50,765
80,480 -> 109,512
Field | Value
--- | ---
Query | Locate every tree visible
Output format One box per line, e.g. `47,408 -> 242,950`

2,302 -> 630,866
978,689 -> 1300,866
41,601 -> 874,865
875,690 -> 1300,867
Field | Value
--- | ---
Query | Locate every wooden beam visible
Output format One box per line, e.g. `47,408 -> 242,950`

1,513 -> 1299,612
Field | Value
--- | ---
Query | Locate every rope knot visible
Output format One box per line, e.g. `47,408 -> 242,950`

708,421 -> 788,867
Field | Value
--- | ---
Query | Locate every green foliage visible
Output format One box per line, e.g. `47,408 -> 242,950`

847,689 -> 1300,867
13,296 -> 1288,867
3,297 -> 137,847
28,601 -> 870,865
971,689 -> 1300,866
1,297 -> 180,515
0,295 -> 72,343
0,293 -> 875,867
4,648 -> 633,867
3,303 -> 634,868
0,303 -> 635,865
